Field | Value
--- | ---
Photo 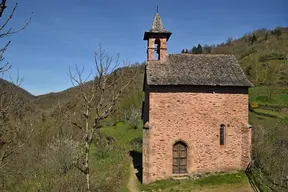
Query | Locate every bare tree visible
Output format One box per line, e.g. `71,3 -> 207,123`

0,0 -> 33,169
124,105 -> 140,129
59,45 -> 138,191
0,0 -> 32,73
0,74 -> 34,169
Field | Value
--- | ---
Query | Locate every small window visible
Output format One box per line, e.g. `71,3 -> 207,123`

220,124 -> 225,145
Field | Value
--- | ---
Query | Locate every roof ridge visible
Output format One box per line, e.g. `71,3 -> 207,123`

168,53 -> 235,57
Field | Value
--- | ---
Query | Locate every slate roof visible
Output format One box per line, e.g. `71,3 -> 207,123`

144,12 -> 171,40
148,12 -> 167,33
146,54 -> 253,87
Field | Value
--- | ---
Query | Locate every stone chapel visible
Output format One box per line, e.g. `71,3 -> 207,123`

141,12 -> 253,184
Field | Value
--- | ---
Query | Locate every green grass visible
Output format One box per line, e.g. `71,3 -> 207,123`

249,87 -> 288,107
253,108 -> 288,119
194,171 -> 247,186
248,112 -> 288,192
101,122 -> 142,150
249,110 -> 279,127
89,122 -> 142,192
140,171 -> 249,192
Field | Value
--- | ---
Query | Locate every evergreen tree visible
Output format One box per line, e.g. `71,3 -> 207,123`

249,34 -> 257,45
181,49 -> 185,53
191,46 -> 197,54
196,44 -> 203,54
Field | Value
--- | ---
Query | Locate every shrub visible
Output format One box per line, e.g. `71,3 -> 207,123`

130,137 -> 142,151
258,53 -> 285,62
124,105 -> 140,129
271,28 -> 282,37
250,102 -> 259,109
239,47 -> 256,59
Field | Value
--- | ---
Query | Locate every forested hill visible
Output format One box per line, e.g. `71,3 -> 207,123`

181,27 -> 288,87
1,27 -> 287,116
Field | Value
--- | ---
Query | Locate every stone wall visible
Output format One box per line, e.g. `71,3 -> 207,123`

142,86 -> 251,184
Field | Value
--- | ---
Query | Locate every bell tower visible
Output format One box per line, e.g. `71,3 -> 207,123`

144,10 -> 172,62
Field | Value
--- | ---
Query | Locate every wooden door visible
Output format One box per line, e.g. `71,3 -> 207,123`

173,142 -> 187,174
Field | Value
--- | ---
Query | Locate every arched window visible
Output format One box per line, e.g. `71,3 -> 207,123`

173,141 -> 187,174
220,124 -> 225,145
154,39 -> 161,60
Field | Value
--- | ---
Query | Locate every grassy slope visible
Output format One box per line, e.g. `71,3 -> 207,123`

183,27 -> 288,87
140,171 -> 252,192
212,27 -> 288,87
249,86 -> 288,107
248,113 -> 288,191
89,122 -> 142,191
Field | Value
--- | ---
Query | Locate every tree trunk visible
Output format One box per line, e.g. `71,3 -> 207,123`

85,106 -> 91,192
85,139 -> 90,192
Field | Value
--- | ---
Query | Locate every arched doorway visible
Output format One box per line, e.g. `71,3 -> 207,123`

173,141 -> 187,174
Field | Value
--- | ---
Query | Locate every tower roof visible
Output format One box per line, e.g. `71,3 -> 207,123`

149,12 -> 167,33
144,12 -> 171,40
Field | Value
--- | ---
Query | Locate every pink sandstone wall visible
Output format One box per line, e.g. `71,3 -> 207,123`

143,90 -> 252,184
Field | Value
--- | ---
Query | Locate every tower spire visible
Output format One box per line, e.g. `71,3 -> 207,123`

143,10 -> 172,62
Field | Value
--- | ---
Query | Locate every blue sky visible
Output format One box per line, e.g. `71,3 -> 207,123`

2,0 -> 287,95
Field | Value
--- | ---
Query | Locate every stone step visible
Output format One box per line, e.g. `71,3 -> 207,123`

172,175 -> 190,180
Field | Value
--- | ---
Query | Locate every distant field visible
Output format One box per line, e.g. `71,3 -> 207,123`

249,87 -> 288,107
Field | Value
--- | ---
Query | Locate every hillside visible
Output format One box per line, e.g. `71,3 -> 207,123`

0,78 -> 38,118
0,78 -> 35,100
0,26 -> 287,191
33,65 -> 145,123
1,27 -> 287,116
33,27 -> 288,114
182,26 -> 288,87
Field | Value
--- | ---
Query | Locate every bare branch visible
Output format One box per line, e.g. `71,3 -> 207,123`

58,101 -> 84,131
0,0 -> 7,17
63,44 -> 138,191
0,0 -> 34,171
18,123 -> 34,148
0,4 -> 33,39
74,163 -> 87,174
0,2 -> 17,32
0,41 -> 11,72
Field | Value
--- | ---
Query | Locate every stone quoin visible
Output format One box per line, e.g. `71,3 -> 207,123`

141,10 -> 253,184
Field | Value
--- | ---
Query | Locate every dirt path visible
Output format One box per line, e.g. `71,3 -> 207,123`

127,163 -> 140,192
